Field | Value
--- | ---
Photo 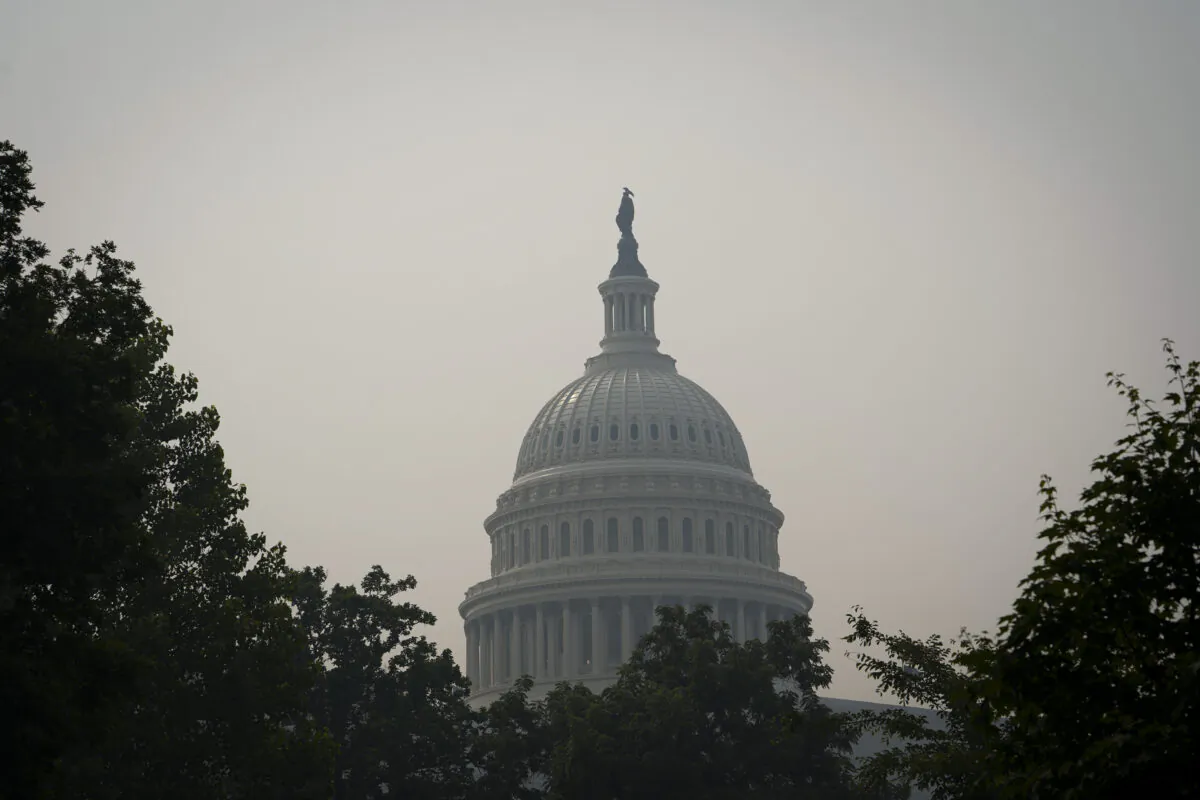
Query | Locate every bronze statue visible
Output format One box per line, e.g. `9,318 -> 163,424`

610,187 -> 647,278
615,187 -> 635,237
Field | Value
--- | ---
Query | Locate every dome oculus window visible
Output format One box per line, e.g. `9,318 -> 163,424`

649,423 -> 660,440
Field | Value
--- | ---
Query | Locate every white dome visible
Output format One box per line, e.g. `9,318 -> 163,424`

514,365 -> 753,482
460,193 -> 811,707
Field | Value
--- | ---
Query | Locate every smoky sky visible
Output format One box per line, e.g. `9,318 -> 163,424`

3,0 -> 1198,702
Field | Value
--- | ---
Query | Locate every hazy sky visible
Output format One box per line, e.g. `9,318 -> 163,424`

4,1 -> 1198,702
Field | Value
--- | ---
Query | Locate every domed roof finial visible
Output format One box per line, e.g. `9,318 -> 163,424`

610,187 -> 648,278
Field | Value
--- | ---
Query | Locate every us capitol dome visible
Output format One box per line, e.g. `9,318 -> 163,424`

459,189 -> 813,705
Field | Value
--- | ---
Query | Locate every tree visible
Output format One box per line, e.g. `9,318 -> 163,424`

992,340 -> 1199,797
846,342 -> 1200,799
291,565 -> 477,799
1,140 -> 158,798
843,611 -> 1005,800
507,605 -> 873,799
2,141 -> 335,798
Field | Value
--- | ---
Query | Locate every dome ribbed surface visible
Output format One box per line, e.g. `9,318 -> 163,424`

514,366 -> 752,481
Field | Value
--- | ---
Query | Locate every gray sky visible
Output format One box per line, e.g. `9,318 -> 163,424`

4,0 -> 1198,703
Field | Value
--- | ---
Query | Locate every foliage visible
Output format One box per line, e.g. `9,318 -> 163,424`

1,140 -> 158,797
843,612 -> 1004,800
292,565 -> 477,800
483,605 -> 878,800
846,341 -> 1200,799
992,339 -> 1199,797
1,140 -> 335,798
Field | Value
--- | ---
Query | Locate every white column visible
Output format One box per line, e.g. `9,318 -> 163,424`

591,598 -> 603,673
758,603 -> 768,642
466,621 -> 479,687
620,596 -> 633,661
736,600 -> 747,644
562,602 -> 573,678
509,608 -> 521,681
484,615 -> 495,686
535,603 -> 545,680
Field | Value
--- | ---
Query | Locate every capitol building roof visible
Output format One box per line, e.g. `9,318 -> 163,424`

514,365 -> 754,484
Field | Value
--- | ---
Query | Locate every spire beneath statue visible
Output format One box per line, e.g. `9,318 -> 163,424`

584,188 -> 675,375
610,187 -> 648,278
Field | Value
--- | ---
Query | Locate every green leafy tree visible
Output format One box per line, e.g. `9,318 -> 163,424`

843,612 -> 1004,800
1,141 -> 158,798
846,341 -> 1199,799
291,565 -> 477,799
992,340 -> 1199,797
2,141 -> 334,798
517,605 -> 872,800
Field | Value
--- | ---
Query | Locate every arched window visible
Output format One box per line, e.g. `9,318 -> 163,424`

704,519 -> 716,554
572,425 -> 581,444
669,424 -> 679,441
649,423 -> 660,440
508,531 -> 516,568
589,424 -> 600,443
521,528 -> 531,564
632,517 -> 644,551
704,428 -> 713,444
657,516 -> 670,552
606,517 -> 619,552
559,522 -> 571,557
555,430 -> 564,448
609,423 -> 619,441
583,519 -> 595,555
681,518 -> 694,553
743,525 -> 752,560
687,425 -> 697,443
725,521 -> 735,556
758,524 -> 766,564
630,423 -> 640,441
539,524 -> 550,559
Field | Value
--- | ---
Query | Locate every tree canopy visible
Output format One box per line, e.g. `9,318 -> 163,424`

846,341 -> 1199,799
